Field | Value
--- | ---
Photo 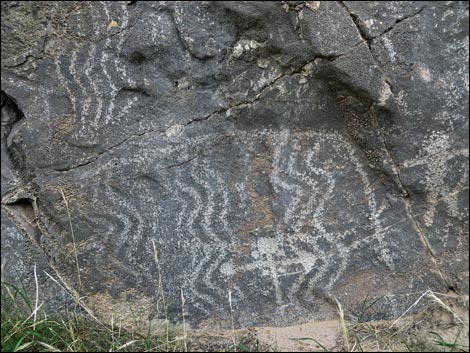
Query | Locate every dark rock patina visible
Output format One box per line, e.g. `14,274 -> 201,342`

1,1 -> 468,328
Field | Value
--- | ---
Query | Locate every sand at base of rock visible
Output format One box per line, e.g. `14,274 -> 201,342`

255,320 -> 341,352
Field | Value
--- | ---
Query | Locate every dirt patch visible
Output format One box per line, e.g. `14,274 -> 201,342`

189,291 -> 469,352
256,320 -> 341,352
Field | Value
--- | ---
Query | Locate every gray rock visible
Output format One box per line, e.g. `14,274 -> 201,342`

1,1 -> 468,329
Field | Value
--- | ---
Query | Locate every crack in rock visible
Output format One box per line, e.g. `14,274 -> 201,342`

339,1 -> 427,43
335,2 -> 452,289
372,6 -> 427,40
1,199 -> 41,246
49,54 -> 341,174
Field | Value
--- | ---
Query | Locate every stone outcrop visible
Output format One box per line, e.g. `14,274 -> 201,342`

1,1 -> 468,329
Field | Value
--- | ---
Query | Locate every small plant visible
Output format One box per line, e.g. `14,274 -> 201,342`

290,337 -> 331,352
0,280 -> 186,352
431,331 -> 469,352
346,291 -> 469,352
350,295 -> 384,323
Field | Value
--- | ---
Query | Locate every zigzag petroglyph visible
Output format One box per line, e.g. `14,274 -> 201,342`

35,126 -> 442,325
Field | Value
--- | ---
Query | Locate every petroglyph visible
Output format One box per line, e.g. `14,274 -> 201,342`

26,125 -> 440,327
1,1 -> 468,329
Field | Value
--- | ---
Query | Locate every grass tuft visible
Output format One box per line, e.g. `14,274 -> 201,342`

2,278 -> 468,352
1,280 -> 188,352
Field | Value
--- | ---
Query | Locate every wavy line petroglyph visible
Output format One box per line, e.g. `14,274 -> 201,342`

57,127 -> 417,321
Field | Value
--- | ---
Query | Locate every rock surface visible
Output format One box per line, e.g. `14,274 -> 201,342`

1,1 -> 468,329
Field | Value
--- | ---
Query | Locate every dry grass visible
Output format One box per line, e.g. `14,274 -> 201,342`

254,292 -> 469,352
2,277 -> 468,352
341,291 -> 469,352
335,296 -> 350,351
60,187 -> 81,290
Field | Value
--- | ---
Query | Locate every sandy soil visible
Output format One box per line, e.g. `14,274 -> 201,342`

255,319 -> 341,351
188,292 -> 469,352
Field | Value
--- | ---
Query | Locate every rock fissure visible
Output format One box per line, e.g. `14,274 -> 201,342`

338,1 -> 423,95
368,103 -> 451,289
2,54 -> 41,69
48,55 -> 341,174
370,6 -> 427,42
157,156 -> 199,171
1,90 -> 24,141
2,197 -> 41,247
339,2 -> 427,43
50,128 -> 165,173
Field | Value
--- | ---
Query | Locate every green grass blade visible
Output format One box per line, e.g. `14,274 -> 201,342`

290,337 -> 330,352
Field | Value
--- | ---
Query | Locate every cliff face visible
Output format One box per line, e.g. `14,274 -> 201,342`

1,1 -> 468,329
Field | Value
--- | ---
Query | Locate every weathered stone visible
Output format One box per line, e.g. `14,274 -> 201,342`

1,1 -> 468,329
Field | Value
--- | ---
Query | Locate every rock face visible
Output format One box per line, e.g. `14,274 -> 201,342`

1,1 -> 468,328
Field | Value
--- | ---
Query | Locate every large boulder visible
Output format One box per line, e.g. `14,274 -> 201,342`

1,1 -> 468,328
